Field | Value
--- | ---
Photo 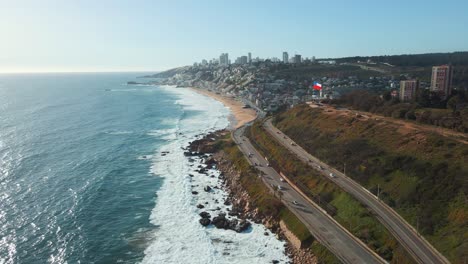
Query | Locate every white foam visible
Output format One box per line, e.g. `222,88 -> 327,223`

106,130 -> 133,135
141,87 -> 289,264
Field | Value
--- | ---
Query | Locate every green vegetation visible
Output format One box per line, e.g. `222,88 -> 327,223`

311,242 -> 341,264
333,52 -> 468,88
271,64 -> 384,81
274,104 -> 468,263
279,209 -> 312,242
333,89 -> 468,132
246,123 -> 414,263
214,134 -> 339,262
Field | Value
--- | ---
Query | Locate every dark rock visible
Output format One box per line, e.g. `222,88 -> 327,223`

272,260 -> 279,264
192,191 -> 199,195
264,232 -> 269,236
223,200 -> 231,206
197,204 -> 205,209
212,213 -> 228,229
235,220 -> 251,233
204,186 -> 212,192
199,211 -> 211,218
228,219 -> 238,230
199,218 -> 211,226
228,209 -> 238,216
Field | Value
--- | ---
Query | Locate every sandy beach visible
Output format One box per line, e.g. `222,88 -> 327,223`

189,87 -> 257,129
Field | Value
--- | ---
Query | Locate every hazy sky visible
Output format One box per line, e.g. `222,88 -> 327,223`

1,0 -> 467,73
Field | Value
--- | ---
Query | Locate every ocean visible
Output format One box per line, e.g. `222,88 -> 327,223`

0,73 -> 289,264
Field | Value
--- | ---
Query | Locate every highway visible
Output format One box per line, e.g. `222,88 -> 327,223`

233,126 -> 386,264
262,118 -> 450,264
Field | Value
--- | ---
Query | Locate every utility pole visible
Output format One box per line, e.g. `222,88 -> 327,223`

377,184 -> 380,200
416,216 -> 419,236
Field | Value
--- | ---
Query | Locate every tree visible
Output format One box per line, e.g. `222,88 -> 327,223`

447,96 -> 460,112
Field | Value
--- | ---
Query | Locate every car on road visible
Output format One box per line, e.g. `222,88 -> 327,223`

292,200 -> 299,205
329,173 -> 336,178
290,142 -> 296,146
278,185 -> 284,190
280,178 -> 285,182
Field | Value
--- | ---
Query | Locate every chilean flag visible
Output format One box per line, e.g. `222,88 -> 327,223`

313,82 -> 322,90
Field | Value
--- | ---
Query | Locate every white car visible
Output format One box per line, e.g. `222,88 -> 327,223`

292,201 -> 299,205
329,173 -> 336,178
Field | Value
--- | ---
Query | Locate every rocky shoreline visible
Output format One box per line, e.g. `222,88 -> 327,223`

186,130 -> 317,264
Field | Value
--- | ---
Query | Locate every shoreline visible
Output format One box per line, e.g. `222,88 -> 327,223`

188,87 -> 257,129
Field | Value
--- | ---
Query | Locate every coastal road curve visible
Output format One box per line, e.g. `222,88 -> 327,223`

233,126 -> 386,264
262,118 -> 450,264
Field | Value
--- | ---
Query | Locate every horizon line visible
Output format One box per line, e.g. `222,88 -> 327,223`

0,70 -> 162,74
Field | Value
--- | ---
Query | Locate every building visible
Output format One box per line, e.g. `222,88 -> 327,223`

235,56 -> 248,64
430,65 -> 453,99
399,80 -> 419,102
248,52 -> 252,63
294,54 -> 302,64
282,52 -> 289,63
219,53 -> 229,66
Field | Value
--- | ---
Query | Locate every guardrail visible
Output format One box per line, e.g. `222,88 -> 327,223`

234,125 -> 386,264
263,118 -> 450,264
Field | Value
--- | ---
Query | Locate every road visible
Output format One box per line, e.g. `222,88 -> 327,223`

263,118 -> 450,264
233,126 -> 386,264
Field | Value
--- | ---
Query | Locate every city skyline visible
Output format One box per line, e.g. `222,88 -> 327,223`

1,0 -> 468,73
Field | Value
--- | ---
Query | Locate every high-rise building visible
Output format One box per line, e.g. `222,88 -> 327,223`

241,56 -> 248,64
430,65 -> 453,100
248,52 -> 252,63
235,56 -> 248,64
294,54 -> 302,64
282,52 -> 288,63
400,80 -> 419,102
219,53 -> 229,65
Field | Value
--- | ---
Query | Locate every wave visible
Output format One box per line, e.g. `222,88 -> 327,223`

141,87 -> 289,264
105,130 -> 133,135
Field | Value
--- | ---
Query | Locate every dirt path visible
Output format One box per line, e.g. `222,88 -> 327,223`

307,102 -> 468,144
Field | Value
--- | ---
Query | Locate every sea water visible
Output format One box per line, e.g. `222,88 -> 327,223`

0,73 -> 289,263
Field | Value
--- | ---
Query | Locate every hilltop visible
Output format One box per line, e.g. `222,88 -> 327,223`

272,104 -> 467,263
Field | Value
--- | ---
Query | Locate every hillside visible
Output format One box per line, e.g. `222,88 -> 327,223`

273,104 -> 468,263
331,51 -> 468,88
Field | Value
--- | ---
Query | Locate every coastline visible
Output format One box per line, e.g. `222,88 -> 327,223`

185,87 -> 316,263
188,87 -> 257,129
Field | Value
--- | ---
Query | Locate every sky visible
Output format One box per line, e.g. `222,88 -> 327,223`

1,0 -> 467,73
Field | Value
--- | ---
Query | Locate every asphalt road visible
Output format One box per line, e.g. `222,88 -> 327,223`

263,119 -> 450,264
233,126 -> 386,264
